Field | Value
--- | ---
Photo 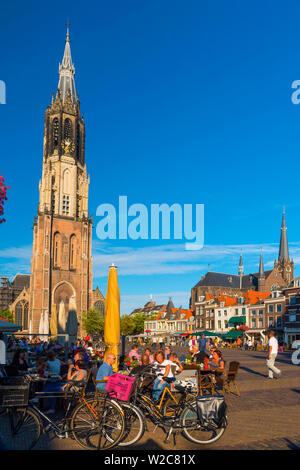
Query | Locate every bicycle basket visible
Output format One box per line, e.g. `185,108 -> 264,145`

195,394 -> 227,430
106,373 -> 136,401
0,376 -> 30,407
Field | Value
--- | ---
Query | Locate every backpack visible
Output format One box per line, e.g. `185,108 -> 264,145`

195,394 -> 227,429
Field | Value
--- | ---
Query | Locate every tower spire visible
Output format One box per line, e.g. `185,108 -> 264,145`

57,24 -> 76,105
278,206 -> 289,262
238,251 -> 244,275
259,249 -> 265,278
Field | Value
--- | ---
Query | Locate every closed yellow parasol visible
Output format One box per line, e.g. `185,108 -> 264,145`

50,304 -> 58,338
104,264 -> 120,372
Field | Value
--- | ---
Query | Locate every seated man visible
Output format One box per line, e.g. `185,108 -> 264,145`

96,353 -> 116,391
130,353 -> 150,375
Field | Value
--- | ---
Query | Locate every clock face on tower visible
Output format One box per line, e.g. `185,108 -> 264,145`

61,139 -> 75,154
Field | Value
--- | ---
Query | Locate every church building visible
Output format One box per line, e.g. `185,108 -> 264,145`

190,208 -> 294,308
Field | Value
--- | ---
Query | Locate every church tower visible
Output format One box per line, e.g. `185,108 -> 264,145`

28,27 -> 93,335
274,207 -> 294,285
258,250 -> 265,292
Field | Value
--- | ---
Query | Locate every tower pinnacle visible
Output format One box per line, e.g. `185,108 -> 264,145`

278,206 -> 289,262
57,25 -> 76,105
259,249 -> 265,278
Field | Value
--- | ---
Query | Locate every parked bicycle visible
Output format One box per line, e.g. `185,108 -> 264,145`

100,368 -> 228,447
0,374 -> 125,450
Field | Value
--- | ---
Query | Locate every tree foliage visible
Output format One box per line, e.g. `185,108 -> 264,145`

82,308 -> 105,337
120,312 -> 155,335
0,309 -> 13,323
120,315 -> 136,335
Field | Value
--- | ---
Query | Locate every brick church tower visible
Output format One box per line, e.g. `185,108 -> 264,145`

28,27 -> 93,335
274,207 -> 294,285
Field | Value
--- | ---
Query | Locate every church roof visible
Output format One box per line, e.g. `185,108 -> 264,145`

193,270 -> 273,291
10,274 -> 30,289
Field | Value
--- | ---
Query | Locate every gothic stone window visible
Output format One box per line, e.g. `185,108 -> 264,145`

70,234 -> 76,269
53,232 -> 61,267
15,301 -> 29,330
94,301 -> 105,319
64,118 -> 73,140
53,118 -> 59,148
76,124 -> 81,161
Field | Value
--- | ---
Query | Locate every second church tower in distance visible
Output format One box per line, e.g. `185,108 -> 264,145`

28,26 -> 93,334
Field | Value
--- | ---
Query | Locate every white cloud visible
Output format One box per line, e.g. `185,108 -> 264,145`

92,240 -> 300,277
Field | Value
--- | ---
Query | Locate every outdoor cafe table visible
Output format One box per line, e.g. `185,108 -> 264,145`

182,364 -> 224,395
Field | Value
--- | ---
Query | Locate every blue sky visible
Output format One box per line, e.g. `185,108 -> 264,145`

1,0 -> 300,314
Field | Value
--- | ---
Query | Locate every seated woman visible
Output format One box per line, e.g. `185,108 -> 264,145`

11,349 -> 29,375
43,360 -> 87,414
168,352 -> 183,379
209,350 -> 225,388
45,350 -> 62,377
209,350 -> 224,370
152,350 -> 170,402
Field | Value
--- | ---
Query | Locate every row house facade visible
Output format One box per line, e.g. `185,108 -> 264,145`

194,291 -> 279,342
144,299 -> 195,337
283,279 -> 300,345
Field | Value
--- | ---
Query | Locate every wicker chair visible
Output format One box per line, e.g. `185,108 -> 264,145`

225,361 -> 240,396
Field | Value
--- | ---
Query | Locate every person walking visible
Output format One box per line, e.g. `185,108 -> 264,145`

197,334 -> 207,354
266,330 -> 282,379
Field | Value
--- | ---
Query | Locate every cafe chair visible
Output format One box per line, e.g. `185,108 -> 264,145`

225,361 -> 240,397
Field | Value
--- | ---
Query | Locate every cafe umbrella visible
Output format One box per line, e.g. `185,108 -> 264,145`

50,304 -> 58,338
43,310 -> 49,342
66,296 -> 78,347
38,311 -> 44,338
104,264 -> 120,372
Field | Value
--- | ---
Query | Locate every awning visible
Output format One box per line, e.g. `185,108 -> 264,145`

222,330 -> 244,339
0,319 -> 22,332
227,316 -> 246,325
195,331 -> 221,337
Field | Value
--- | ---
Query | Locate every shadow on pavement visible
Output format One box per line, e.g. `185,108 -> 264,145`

239,366 -> 266,377
250,355 -> 294,365
285,438 -> 300,450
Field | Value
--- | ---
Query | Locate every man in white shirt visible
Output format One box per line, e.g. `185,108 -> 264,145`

266,330 -> 282,379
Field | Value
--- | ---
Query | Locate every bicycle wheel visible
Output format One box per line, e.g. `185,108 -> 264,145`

117,403 -> 145,447
0,407 -> 41,450
181,404 -> 226,445
71,396 -> 125,450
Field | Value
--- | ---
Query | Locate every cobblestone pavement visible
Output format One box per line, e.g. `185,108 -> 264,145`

28,348 -> 299,450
